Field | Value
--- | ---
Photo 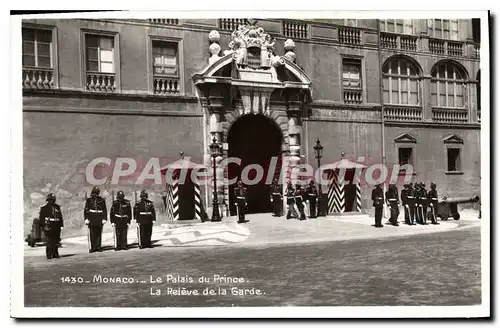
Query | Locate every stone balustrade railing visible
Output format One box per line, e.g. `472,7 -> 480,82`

219,19 -> 249,31
282,20 -> 309,39
401,35 -> 418,51
22,67 -> 54,90
432,108 -> 468,123
343,89 -> 362,104
148,19 -> 179,25
429,39 -> 446,55
86,72 -> 116,92
447,41 -> 463,57
153,76 -> 181,95
384,105 -> 422,122
380,32 -> 397,49
338,27 -> 361,45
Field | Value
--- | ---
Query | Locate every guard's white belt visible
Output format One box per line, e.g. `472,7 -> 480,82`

431,198 -> 438,200
389,199 -> 397,201
272,193 -> 280,195
407,196 -> 414,198
89,209 -> 103,213
308,194 -> 316,196
46,217 -> 60,221
114,214 -> 128,218
236,197 -> 245,200
139,212 -> 152,215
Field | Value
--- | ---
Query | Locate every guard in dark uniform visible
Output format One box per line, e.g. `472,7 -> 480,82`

234,181 -> 247,223
414,183 -> 423,224
286,183 -> 298,219
401,184 -> 410,225
427,182 -> 440,225
386,184 -> 400,226
406,183 -> 417,225
270,179 -> 282,217
134,190 -> 156,248
371,184 -> 384,227
306,181 -> 318,218
420,182 -> 429,225
39,193 -> 63,259
110,190 -> 132,250
295,184 -> 307,220
84,186 -> 107,253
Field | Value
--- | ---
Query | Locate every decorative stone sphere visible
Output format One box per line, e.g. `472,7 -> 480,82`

248,29 -> 258,38
208,30 -> 220,43
209,42 -> 221,56
284,51 -> 296,63
284,38 -> 296,51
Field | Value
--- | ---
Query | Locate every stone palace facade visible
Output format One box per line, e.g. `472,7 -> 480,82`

22,18 -> 481,221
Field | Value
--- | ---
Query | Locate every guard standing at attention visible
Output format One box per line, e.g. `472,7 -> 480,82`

84,186 -> 107,253
134,190 -> 156,248
420,182 -> 429,225
306,181 -> 318,218
286,182 -> 298,219
270,179 -> 282,217
295,184 -> 307,220
234,181 -> 247,223
110,190 -> 132,250
406,183 -> 417,225
427,182 -> 440,225
371,184 -> 384,228
39,193 -> 63,259
414,183 -> 423,224
401,184 -> 410,225
385,184 -> 400,226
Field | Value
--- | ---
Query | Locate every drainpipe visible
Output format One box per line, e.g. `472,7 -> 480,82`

377,19 -> 388,219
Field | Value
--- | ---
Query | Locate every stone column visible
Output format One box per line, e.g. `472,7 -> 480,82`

287,106 -> 302,184
207,96 -> 225,211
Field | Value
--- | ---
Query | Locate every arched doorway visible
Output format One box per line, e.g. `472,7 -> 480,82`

227,114 -> 283,215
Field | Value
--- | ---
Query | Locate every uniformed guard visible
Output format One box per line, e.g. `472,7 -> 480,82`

306,181 -> 318,218
39,193 -> 63,259
270,179 -> 282,217
427,182 -> 440,225
371,184 -> 384,228
401,184 -> 410,225
414,183 -> 423,224
133,190 -> 156,248
110,190 -> 132,250
295,184 -> 307,220
385,184 -> 400,226
420,182 -> 429,225
84,186 -> 107,253
234,181 -> 247,223
286,182 -> 298,219
406,183 -> 417,225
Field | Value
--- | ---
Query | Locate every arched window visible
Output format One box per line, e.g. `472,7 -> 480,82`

431,62 -> 468,108
382,57 -> 420,105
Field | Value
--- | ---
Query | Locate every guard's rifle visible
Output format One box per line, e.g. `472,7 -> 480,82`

85,191 -> 90,251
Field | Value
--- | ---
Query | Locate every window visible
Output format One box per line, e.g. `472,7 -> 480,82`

428,19 -> 459,40
22,28 -> 52,68
86,34 -> 114,73
447,148 -> 461,172
152,41 -> 178,76
342,58 -> 362,104
342,59 -> 362,89
398,147 -> 413,166
380,19 -> 413,34
431,62 -> 467,108
382,57 -> 420,105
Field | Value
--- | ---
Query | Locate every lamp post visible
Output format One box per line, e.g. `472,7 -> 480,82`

314,138 -> 326,217
210,136 -> 222,222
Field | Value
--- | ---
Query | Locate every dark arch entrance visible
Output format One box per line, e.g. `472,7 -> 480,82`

227,114 -> 283,215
